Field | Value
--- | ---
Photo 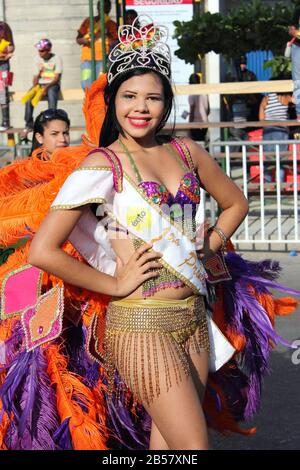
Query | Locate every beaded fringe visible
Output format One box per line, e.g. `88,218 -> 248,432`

103,296 -> 210,405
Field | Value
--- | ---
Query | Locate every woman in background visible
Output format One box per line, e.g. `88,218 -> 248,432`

259,91 -> 293,182
188,73 -> 209,144
30,108 -> 70,157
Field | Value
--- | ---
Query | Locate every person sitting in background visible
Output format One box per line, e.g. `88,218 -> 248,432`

188,73 -> 209,143
0,21 -> 14,131
21,39 -> 63,140
124,9 -> 139,26
30,108 -> 70,158
227,56 -> 259,142
259,90 -> 293,182
76,0 -> 117,91
237,56 -> 256,82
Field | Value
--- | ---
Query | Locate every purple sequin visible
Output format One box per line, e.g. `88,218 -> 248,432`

139,172 -> 200,210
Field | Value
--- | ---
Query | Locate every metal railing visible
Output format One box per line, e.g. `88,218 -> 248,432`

208,139 -> 300,246
0,143 -> 31,166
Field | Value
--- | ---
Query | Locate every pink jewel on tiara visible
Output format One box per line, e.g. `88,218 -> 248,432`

107,15 -> 171,84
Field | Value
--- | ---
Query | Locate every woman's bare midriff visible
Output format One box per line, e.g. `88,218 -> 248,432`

110,237 -> 195,301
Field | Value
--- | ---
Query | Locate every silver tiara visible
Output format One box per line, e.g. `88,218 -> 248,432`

107,15 -> 171,84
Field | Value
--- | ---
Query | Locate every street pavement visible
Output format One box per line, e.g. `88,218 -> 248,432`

210,251 -> 300,450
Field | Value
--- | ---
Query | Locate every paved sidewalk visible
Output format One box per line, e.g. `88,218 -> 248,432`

211,251 -> 300,450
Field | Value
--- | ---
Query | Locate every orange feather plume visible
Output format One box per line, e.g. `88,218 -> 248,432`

0,244 -> 30,283
45,344 -> 109,450
212,288 -> 246,352
204,377 -> 256,435
274,297 -> 298,316
0,75 -> 107,246
82,74 -> 107,148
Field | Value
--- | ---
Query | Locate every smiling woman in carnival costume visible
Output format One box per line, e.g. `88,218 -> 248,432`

0,16 -> 299,450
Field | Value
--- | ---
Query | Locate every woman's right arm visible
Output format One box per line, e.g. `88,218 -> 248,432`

28,153 -> 163,297
28,206 -> 117,294
28,207 -> 162,297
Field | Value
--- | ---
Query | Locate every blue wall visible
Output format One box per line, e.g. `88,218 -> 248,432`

246,50 -> 274,81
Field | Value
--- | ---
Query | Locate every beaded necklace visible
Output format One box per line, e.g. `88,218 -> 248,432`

118,138 -> 143,184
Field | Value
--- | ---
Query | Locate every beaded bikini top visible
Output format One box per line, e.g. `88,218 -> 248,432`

118,137 -> 200,210
139,172 -> 200,209
118,137 -> 201,297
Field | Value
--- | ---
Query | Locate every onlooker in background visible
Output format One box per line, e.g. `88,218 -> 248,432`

124,9 -> 138,26
188,73 -> 209,143
0,21 -> 14,131
237,55 -> 256,82
30,108 -> 70,157
227,56 -> 259,141
76,0 -> 117,90
285,25 -> 300,120
259,90 -> 293,182
21,39 -> 63,139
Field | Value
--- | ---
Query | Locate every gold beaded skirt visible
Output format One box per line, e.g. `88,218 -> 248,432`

103,295 -> 210,405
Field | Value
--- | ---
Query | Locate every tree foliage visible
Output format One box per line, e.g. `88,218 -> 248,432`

263,56 -> 292,78
173,0 -> 295,64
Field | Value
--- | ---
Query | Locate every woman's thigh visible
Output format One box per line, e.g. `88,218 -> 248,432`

149,349 -> 210,450
187,350 -> 210,402
111,332 -> 210,450
144,366 -> 209,450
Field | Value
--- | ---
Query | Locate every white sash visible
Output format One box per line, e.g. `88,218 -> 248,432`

112,176 -> 207,295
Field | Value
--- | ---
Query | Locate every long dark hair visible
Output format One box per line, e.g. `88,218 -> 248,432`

100,68 -> 174,147
189,73 -> 200,85
30,108 -> 70,154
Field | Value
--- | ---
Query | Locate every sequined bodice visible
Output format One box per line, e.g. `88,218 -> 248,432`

138,172 -> 200,209
139,172 -> 200,239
